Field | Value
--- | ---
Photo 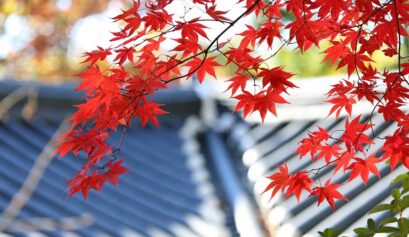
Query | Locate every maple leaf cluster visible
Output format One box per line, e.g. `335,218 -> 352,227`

55,0 -> 409,210
261,0 -> 409,209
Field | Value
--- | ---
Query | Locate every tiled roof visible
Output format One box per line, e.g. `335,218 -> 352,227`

0,82 -> 231,237
3,78 -> 402,237
223,112 -> 404,237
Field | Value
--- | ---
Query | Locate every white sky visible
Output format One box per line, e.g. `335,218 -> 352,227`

0,14 -> 33,59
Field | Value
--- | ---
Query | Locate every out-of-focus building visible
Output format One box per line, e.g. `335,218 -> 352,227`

0,77 -> 404,237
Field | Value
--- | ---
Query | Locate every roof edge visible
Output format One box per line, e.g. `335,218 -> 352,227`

0,80 -> 202,119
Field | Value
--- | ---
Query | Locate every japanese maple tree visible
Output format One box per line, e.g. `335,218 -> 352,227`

56,0 -> 409,215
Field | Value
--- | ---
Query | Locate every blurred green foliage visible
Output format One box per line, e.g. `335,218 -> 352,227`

276,46 -> 338,78
319,173 -> 409,237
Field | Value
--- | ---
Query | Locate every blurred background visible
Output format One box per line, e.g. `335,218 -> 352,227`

0,1 -> 407,237
0,0 -> 127,82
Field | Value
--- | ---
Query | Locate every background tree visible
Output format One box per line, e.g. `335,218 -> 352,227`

0,0 -> 129,80
55,0 -> 409,227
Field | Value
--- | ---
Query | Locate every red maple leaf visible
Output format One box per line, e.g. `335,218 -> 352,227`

193,0 -> 213,4
238,25 -> 258,48
263,164 -> 290,199
286,17 -> 322,52
76,66 -> 105,95
327,80 -> 354,97
256,21 -> 283,48
233,89 -> 289,122
175,18 -> 209,41
110,29 -> 128,42
105,160 -> 129,185
143,10 -> 172,31
136,99 -> 168,127
347,155 -> 380,185
382,130 -> 409,170
185,56 -> 221,83
316,144 -> 342,163
112,1 -> 140,22
264,2 -> 284,18
296,138 -> 318,159
313,127 -> 331,141
233,91 -> 257,118
351,81 -> 379,104
155,57 -> 182,81
123,16 -> 142,35
310,179 -> 348,209
127,76 -> 167,95
311,0 -> 351,19
205,4 -> 230,22
239,0 -> 266,16
141,36 -> 166,53
172,38 -> 203,58
326,94 -> 356,118
333,151 -> 355,174
378,102 -> 406,122
114,47 -> 136,65
225,47 -> 262,69
258,67 -> 296,92
82,46 -> 112,65
225,73 -> 250,96
337,52 -> 373,76
285,171 -> 313,201
145,0 -> 173,10
322,41 -> 349,65
67,171 -> 104,199
341,116 -> 373,152
296,127 -> 330,159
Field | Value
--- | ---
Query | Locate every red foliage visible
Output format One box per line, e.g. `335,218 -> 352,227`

185,56 -> 221,83
347,154 -> 380,185
56,0 -> 409,210
310,179 -> 348,209
263,165 -> 313,202
263,164 -> 290,199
